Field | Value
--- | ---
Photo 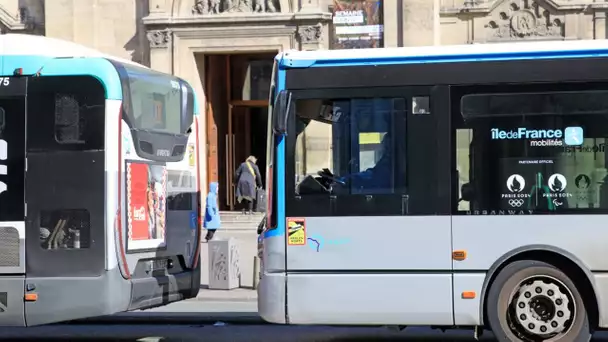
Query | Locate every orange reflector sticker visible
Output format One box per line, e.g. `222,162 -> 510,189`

453,250 -> 467,261
24,293 -> 38,301
462,291 -> 476,299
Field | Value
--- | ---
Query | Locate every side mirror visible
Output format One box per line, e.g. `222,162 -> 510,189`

460,182 -> 474,202
272,90 -> 291,135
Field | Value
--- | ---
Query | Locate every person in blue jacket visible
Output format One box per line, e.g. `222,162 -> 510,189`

204,182 -> 221,242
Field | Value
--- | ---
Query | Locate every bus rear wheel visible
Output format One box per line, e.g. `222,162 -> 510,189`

486,260 -> 591,342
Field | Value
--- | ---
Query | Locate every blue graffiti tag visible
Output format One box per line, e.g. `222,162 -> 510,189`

189,211 -> 197,230
307,235 -> 350,252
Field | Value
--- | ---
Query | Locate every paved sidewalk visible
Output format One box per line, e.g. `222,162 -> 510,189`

195,287 -> 257,302
76,292 -> 260,324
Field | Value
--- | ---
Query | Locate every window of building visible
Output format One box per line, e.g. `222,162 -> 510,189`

454,83 -> 608,215
294,97 -> 405,196
230,55 -> 274,101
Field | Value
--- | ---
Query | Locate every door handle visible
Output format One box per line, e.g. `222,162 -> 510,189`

402,194 -> 409,215
231,134 -> 236,209
225,134 -> 230,207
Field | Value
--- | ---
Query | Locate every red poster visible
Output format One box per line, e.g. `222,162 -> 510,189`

128,163 -> 150,241
126,161 -> 167,250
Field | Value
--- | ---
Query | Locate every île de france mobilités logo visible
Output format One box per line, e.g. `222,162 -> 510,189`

491,126 -> 584,147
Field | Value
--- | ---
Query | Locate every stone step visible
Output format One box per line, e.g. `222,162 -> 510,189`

220,212 -> 264,221
216,211 -> 264,231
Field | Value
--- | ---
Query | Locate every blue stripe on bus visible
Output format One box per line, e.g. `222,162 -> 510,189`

2,55 -> 123,99
263,66 -> 287,239
280,49 -> 608,69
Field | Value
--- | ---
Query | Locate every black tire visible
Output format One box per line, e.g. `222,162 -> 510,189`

486,260 -> 592,342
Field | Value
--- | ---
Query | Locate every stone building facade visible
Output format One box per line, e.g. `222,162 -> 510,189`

0,0 -> 606,203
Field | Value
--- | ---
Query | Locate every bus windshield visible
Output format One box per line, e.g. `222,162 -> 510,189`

117,63 -> 194,136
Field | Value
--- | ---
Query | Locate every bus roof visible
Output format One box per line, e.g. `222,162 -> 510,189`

277,39 -> 608,68
0,33 -> 145,70
0,34 -> 199,114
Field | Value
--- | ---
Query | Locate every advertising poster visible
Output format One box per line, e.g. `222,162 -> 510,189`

331,0 -> 383,49
126,161 -> 168,251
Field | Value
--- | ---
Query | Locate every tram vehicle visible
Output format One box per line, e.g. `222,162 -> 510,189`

0,34 -> 202,326
259,39 -> 608,341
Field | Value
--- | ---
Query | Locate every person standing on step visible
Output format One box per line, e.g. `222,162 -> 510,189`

204,182 -> 221,242
234,155 -> 263,215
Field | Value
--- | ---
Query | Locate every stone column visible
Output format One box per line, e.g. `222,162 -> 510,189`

147,29 -> 173,75
299,0 -> 321,13
383,0 -> 398,47
297,23 -> 325,50
402,0 -> 434,46
594,10 -> 606,39
148,0 -> 169,16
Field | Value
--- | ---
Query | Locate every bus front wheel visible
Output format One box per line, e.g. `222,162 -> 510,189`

486,260 -> 591,342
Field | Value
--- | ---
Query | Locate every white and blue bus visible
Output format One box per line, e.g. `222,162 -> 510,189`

258,39 -> 608,341
0,34 -> 202,326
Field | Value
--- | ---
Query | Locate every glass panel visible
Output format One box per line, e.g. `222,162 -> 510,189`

294,97 -> 405,196
455,87 -> 608,214
121,64 -> 191,135
230,56 -> 273,101
54,94 -> 84,144
40,209 -> 90,249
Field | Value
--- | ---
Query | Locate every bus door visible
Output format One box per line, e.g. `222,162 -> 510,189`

284,86 -> 453,325
0,76 -> 27,327
24,76 -> 107,326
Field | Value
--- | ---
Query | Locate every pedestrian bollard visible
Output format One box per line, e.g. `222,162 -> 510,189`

208,238 -> 241,290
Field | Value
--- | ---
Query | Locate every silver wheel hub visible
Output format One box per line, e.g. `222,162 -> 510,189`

513,279 -> 573,337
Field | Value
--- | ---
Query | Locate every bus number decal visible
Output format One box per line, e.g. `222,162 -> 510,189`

287,217 -> 306,246
0,78 -> 10,86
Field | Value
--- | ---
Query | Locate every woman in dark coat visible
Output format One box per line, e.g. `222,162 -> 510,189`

234,155 -> 263,215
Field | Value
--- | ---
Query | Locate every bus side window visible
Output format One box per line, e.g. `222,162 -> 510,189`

28,76 -> 105,151
294,97 -> 404,196
456,128 -> 473,211
55,94 -> 85,144
0,107 -> 5,135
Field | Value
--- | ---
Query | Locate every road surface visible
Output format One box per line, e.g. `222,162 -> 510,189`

6,321 -> 608,341
3,298 -> 608,341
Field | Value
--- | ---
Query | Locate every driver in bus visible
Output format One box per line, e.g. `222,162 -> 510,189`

337,134 -> 393,193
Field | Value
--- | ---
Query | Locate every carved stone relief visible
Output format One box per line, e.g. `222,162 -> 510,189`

192,0 -> 279,14
484,1 -> 564,41
298,24 -> 323,44
147,29 -> 172,48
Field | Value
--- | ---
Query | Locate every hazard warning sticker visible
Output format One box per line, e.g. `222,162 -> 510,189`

287,217 -> 306,246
